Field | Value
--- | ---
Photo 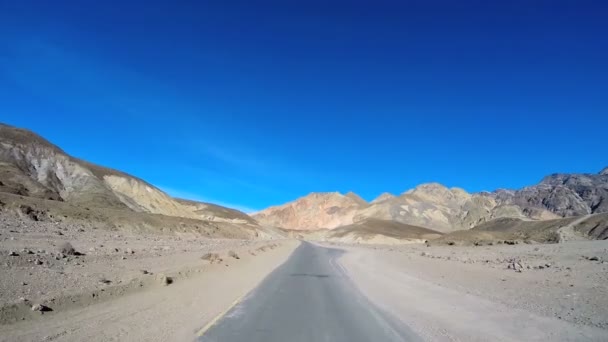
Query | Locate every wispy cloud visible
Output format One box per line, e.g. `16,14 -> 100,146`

158,185 -> 257,214
0,37 -> 208,124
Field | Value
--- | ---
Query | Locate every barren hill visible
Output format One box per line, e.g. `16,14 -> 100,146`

328,218 -> 443,244
434,212 -> 608,245
0,123 -> 264,237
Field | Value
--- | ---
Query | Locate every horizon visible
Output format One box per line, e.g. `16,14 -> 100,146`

1,1 -> 607,212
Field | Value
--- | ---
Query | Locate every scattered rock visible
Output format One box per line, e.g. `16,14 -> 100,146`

507,259 -> 524,272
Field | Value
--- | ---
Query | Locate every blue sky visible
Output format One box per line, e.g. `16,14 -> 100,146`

1,1 -> 607,212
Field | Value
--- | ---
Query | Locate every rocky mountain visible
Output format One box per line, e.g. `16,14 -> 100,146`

371,192 -> 396,204
252,192 -> 368,230
0,123 -> 262,236
495,171 -> 608,217
254,169 -> 608,233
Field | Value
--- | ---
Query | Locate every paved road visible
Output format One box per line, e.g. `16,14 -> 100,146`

198,242 -> 420,342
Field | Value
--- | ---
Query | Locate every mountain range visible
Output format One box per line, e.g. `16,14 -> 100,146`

1,123 -> 606,240
253,170 -> 608,233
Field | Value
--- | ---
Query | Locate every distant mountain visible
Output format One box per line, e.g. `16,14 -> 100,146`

252,192 -> 368,230
0,123 -> 263,237
496,171 -> 608,216
254,169 -> 608,232
371,192 -> 396,204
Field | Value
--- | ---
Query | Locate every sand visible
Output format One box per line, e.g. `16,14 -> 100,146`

336,240 -> 608,341
0,211 -> 298,341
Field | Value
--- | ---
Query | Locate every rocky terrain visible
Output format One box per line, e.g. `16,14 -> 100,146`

254,168 -> 608,235
0,207 -> 296,341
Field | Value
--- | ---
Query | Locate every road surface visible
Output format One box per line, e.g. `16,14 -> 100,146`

198,242 -> 420,342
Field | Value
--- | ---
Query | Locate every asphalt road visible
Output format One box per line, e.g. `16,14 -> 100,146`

198,242 -> 420,342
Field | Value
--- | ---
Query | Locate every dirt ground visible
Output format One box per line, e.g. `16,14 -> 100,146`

335,240 -> 608,341
0,211 -> 297,341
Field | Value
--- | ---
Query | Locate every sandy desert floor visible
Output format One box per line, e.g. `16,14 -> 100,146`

2,209 -> 608,341
336,240 -> 608,341
0,212 -> 296,341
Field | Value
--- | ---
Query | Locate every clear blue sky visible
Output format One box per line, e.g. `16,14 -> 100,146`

1,1 -> 607,212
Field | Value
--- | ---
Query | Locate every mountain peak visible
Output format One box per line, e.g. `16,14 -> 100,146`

601,167 -> 608,175
344,191 -> 367,205
371,192 -> 396,203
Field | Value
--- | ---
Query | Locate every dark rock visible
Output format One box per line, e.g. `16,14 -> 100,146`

31,304 -> 52,312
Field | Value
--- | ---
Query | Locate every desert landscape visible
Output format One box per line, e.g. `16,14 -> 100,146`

0,123 -> 607,341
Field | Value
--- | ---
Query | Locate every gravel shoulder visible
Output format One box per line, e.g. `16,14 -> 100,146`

335,240 -> 608,341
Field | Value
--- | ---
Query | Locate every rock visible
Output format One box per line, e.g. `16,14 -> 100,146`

8,251 -> 19,256
34,259 -> 43,265
126,248 -> 134,254
157,274 -> 172,286
228,250 -> 240,259
140,270 -> 149,275
507,259 -> 524,272
31,304 -> 51,312
201,253 -> 222,264
58,242 -> 76,256
98,278 -> 111,285
588,256 -> 600,261
121,256 -> 127,260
